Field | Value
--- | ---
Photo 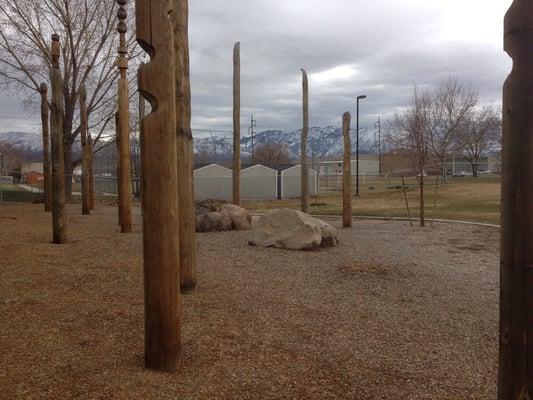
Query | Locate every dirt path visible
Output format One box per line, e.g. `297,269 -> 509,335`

0,203 -> 499,399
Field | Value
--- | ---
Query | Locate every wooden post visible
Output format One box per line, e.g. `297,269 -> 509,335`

115,112 -> 122,226
419,167 -> 425,227
173,0 -> 196,291
342,111 -> 352,228
117,0 -> 132,233
301,69 -> 309,213
232,42 -> 241,205
49,34 -> 67,244
137,0 -> 181,372
40,83 -> 52,212
431,175 -> 439,226
88,133 -> 95,210
498,0 -> 533,397
138,76 -> 145,213
79,85 -> 90,215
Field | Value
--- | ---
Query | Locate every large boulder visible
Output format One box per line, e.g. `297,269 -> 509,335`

219,204 -> 252,230
196,211 -> 232,233
249,209 -> 339,250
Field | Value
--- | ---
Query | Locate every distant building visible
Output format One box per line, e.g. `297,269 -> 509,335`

20,162 -> 43,175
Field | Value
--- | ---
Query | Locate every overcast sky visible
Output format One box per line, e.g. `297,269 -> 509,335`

0,0 -> 513,135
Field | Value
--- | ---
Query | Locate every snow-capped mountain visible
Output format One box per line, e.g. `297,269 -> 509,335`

1,127 -> 378,161
0,131 -> 43,152
194,126 -> 377,159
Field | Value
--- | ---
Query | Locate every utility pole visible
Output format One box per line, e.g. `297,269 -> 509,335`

374,117 -> 382,175
249,114 -> 256,161
355,95 -> 367,196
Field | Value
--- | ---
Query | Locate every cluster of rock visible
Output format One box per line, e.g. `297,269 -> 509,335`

195,201 -> 252,233
249,209 -> 338,250
195,201 -> 338,251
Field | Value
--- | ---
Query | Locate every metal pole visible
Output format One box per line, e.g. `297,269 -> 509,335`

356,99 -> 359,196
355,95 -> 367,196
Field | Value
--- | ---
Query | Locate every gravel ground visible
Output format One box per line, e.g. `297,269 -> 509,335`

0,203 -> 499,399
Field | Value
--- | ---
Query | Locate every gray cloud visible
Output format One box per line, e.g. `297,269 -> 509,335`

0,0 -> 512,139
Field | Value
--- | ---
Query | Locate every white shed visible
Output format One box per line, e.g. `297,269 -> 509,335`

194,164 -> 232,201
280,165 -> 318,199
241,164 -> 278,200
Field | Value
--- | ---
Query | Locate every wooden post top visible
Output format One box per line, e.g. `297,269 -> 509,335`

40,82 -> 48,94
504,0 -> 533,58
51,34 -> 60,69
117,0 -> 128,73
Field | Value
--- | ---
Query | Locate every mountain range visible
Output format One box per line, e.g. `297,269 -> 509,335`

194,126 -> 377,159
0,126 -> 378,160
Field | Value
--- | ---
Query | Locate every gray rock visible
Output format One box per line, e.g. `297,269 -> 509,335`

219,204 -> 252,230
249,208 -> 339,250
196,211 -> 232,232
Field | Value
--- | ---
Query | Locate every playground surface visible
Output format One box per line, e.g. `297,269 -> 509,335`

0,203 -> 498,399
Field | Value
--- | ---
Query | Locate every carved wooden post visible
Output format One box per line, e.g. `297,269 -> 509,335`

49,34 -> 67,244
498,0 -> 533,397
117,0 -> 132,233
115,112 -> 122,225
301,69 -> 309,213
342,112 -> 352,228
88,133 -> 95,210
173,0 -> 196,291
233,42 -> 241,205
137,0 -> 181,372
79,85 -> 90,215
138,75 -> 145,213
40,83 -> 52,212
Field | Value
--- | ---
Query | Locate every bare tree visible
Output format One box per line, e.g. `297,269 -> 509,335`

0,0 -> 137,198
387,87 -> 431,227
254,143 -> 291,164
428,78 -> 478,181
460,106 -> 500,177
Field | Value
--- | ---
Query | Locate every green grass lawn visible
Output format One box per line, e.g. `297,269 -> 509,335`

245,180 -> 501,225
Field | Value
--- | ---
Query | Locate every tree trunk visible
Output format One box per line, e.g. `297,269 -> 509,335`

301,69 -> 309,213
79,85 -> 90,215
137,0 -> 181,372
498,1 -> 533,397
173,0 -> 196,292
342,111 -> 352,228
232,42 -> 241,205
49,34 -> 67,244
88,134 -> 95,210
472,161 -> 479,178
40,83 -> 52,212
419,166 -> 425,227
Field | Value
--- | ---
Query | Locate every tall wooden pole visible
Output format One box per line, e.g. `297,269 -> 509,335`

498,0 -> 533,397
40,83 -> 52,212
342,112 -> 352,228
138,75 -> 145,213
301,69 -> 309,213
115,112 -> 122,225
117,0 -> 132,233
137,0 -> 181,372
232,42 -> 241,205
88,133 -> 95,210
79,85 -> 90,215
49,34 -> 67,244
173,0 -> 196,291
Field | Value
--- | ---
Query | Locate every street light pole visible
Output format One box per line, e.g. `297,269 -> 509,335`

356,95 -> 367,196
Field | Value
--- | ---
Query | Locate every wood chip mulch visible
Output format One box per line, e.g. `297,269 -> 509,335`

0,203 -> 499,399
